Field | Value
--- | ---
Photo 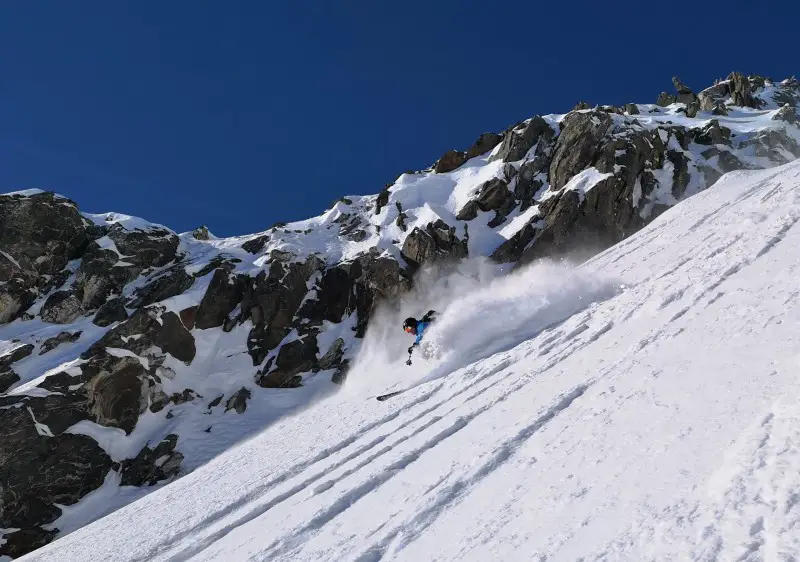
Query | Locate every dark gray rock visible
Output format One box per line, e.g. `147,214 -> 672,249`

40,290 -> 83,324
672,76 -> 693,95
241,235 -> 269,254
434,150 -> 468,173
257,335 -> 318,388
0,398 -> 112,541
456,200 -> 480,221
242,255 -> 323,365
298,266 -> 354,325
88,307 -> 196,366
475,178 -> 513,212
128,265 -> 194,309
773,104 -> 797,124
75,226 -> 179,312
81,353 -> 148,434
396,211 -> 408,231
572,101 -> 592,111
401,220 -> 468,269
712,102 -> 729,116
0,370 -> 19,393
375,188 -> 390,215
0,528 -> 58,558
225,388 -> 251,414
93,297 -> 129,327
0,344 -> 33,393
623,103 -> 639,115
550,111 -> 613,189
170,389 -> 198,405
0,278 -> 37,324
331,358 -> 351,385
743,129 -> 800,163
728,71 -> 759,108
466,132 -> 503,159
0,192 -> 89,324
489,117 -> 555,163
0,343 -> 34,367
514,159 -> 547,211
120,434 -> 183,486
40,331 -> 82,354
192,226 -> 211,240
195,268 -> 244,330
656,92 -> 676,106
318,338 -> 345,371
672,76 -> 698,106
693,120 -> 732,146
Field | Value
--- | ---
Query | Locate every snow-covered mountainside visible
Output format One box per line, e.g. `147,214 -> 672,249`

1,72 -> 799,559
21,149 -> 800,562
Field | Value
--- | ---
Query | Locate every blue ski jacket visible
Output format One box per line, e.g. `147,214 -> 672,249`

414,321 -> 430,345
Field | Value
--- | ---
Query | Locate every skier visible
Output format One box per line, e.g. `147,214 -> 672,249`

403,310 -> 437,365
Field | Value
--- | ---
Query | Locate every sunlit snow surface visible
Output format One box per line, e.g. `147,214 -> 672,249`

22,160 -> 800,561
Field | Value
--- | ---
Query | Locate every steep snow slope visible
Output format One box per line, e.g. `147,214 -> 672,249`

21,160 -> 800,561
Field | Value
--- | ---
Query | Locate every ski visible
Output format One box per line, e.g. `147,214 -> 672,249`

376,390 -> 406,401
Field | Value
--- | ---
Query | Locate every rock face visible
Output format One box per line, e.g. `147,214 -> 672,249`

0,193 -> 88,324
1,71 -> 799,558
0,344 -> 34,392
434,150 -> 468,173
195,268 -> 243,330
120,434 -> 183,486
550,111 -> 613,189
490,117 -> 555,163
40,331 -> 81,354
401,220 -> 468,269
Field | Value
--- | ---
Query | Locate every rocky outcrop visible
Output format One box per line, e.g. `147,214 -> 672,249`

0,344 -> 34,392
489,117 -> 555,163
242,254 -> 322,365
401,220 -> 468,269
0,393 -> 113,556
75,227 -> 179,313
93,297 -> 129,327
86,307 -> 196,366
194,268 -> 244,330
656,92 -> 676,106
40,331 -> 81,355
241,235 -> 269,254
225,388 -> 251,413
120,434 -> 183,486
466,132 -> 503,159
774,104 -> 797,124
0,192 -> 89,324
550,111 -> 613,190
128,265 -> 194,309
257,335 -> 318,388
434,149 -> 468,173
192,226 -> 211,240
40,290 -> 83,324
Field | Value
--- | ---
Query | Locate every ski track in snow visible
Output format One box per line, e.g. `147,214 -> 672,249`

21,160 -> 800,561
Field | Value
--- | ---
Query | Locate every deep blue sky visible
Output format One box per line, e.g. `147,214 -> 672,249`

0,1 -> 796,236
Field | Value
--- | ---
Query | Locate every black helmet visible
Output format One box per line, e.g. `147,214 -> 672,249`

403,317 -> 417,330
